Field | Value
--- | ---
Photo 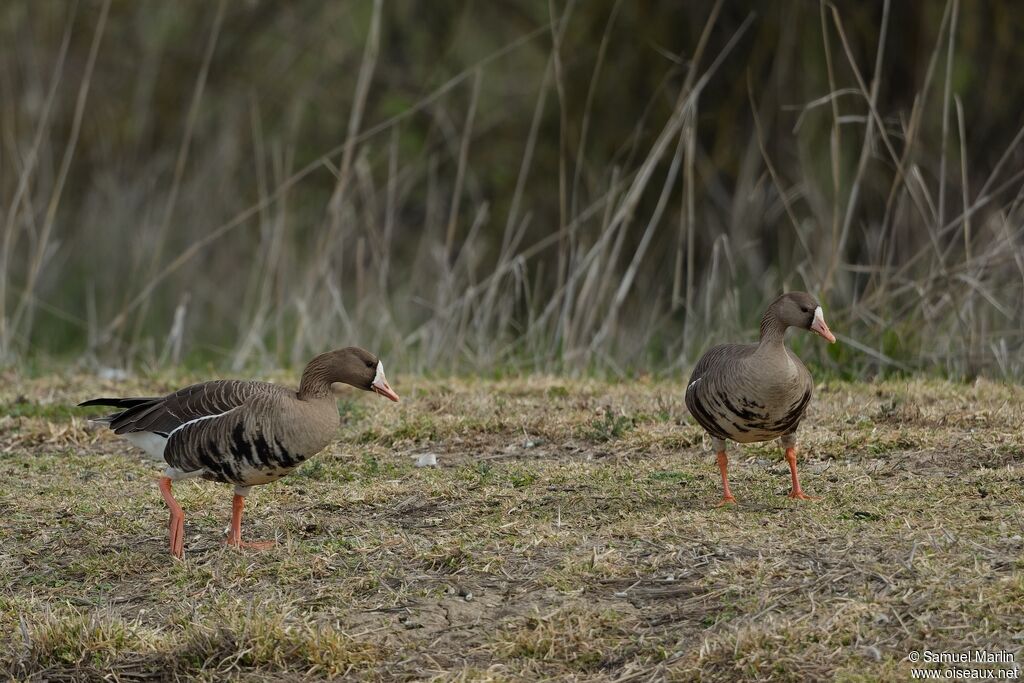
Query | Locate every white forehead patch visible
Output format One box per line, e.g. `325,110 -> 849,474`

373,360 -> 386,385
813,306 -> 824,324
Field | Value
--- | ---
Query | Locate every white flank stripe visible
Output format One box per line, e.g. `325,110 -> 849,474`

167,406 -> 240,439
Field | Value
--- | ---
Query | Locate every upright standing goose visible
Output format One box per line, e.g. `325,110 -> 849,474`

80,347 -> 399,558
685,292 -> 836,505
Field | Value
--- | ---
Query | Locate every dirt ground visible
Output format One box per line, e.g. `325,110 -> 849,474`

1,371 -> 1022,681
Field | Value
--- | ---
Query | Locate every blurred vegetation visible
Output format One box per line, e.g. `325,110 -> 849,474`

2,0 -> 1024,378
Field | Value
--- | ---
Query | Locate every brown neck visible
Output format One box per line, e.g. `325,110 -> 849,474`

759,307 -> 787,345
298,361 -> 334,400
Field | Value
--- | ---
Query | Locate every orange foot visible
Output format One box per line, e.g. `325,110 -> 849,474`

788,490 -> 818,501
225,538 -> 276,551
159,477 -> 186,559
169,515 -> 185,559
225,494 -> 274,551
717,495 -> 738,507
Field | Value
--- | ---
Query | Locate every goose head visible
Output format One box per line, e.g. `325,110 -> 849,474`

300,347 -> 400,401
764,292 -> 836,344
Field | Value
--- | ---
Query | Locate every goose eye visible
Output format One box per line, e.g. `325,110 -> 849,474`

366,361 -> 375,368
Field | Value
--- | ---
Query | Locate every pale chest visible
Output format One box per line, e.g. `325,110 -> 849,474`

691,351 -> 811,444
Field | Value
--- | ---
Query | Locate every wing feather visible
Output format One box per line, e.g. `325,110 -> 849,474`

684,343 -> 757,440
80,380 -> 281,436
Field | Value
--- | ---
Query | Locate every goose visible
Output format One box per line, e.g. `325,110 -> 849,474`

79,347 -> 399,558
685,292 -> 836,505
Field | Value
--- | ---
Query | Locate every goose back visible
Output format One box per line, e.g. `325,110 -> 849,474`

85,380 -> 266,436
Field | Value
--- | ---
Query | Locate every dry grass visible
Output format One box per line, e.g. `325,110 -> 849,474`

1,371 -> 1023,680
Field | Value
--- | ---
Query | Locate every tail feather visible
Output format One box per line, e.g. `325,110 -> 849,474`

79,396 -> 162,425
78,397 -> 158,409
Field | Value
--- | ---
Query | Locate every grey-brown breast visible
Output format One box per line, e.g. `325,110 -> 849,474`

685,344 -> 813,444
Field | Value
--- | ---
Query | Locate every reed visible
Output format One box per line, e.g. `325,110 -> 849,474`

1,1 -> 1022,379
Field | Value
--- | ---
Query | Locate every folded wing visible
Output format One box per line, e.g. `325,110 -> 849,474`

80,380 -> 267,437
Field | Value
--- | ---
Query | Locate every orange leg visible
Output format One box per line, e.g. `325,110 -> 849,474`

158,476 -> 185,559
225,495 -> 275,550
716,450 -> 737,506
785,447 -> 817,501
